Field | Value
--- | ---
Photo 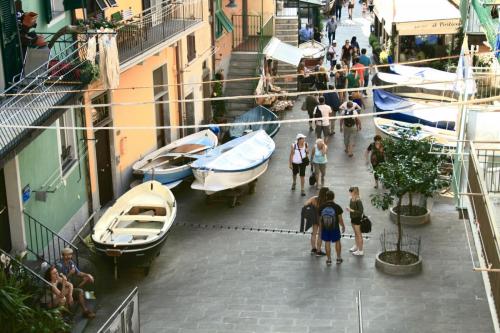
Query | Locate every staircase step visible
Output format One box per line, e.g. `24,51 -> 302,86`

230,53 -> 259,61
275,18 -> 298,25
275,24 -> 298,30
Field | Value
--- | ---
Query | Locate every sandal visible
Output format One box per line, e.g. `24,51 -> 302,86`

291,184 -> 296,190
336,258 -> 343,264
326,259 -> 332,266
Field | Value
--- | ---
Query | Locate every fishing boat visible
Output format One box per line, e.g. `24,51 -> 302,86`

91,181 -> 176,261
373,89 -> 458,147
299,40 -> 326,67
191,130 -> 275,194
229,106 -> 280,139
132,129 -> 218,187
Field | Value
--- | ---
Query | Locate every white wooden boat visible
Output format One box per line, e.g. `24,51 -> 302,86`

191,130 -> 275,194
91,181 -> 176,258
132,130 -> 218,187
299,40 -> 327,67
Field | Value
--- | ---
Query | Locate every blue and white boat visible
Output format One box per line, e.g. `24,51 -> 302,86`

229,106 -> 280,139
133,130 -> 218,187
191,130 -> 275,193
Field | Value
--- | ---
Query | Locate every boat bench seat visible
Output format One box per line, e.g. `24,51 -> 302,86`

112,228 -> 162,236
118,215 -> 166,222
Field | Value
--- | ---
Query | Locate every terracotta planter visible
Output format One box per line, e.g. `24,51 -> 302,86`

389,205 -> 430,226
375,251 -> 422,276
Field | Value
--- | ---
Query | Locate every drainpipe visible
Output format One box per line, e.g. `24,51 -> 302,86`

242,0 -> 248,40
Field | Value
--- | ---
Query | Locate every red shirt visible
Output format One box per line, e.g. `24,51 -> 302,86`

351,63 -> 365,85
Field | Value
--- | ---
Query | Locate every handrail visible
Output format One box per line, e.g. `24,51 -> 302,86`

0,248 -> 53,305
24,211 -> 79,266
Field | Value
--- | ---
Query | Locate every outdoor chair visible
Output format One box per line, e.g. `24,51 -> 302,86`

12,47 -> 51,84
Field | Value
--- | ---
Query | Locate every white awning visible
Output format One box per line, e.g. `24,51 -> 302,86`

373,0 -> 461,36
263,37 -> 303,67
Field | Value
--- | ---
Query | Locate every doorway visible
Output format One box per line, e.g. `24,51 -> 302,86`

95,129 -> 114,207
0,169 -> 11,251
184,92 -> 195,136
202,72 -> 212,123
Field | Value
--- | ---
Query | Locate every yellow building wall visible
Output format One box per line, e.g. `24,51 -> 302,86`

248,0 -> 275,22
111,47 -> 180,193
180,0 -> 213,127
104,0 -> 144,20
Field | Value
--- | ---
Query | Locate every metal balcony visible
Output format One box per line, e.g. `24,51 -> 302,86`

116,0 -> 203,67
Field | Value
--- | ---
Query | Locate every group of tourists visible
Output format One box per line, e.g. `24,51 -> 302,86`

302,186 -> 365,265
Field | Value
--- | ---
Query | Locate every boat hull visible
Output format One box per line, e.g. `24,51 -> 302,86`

142,165 -> 193,184
191,158 -> 270,194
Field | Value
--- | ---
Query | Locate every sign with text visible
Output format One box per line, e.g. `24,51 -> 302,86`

397,19 -> 461,36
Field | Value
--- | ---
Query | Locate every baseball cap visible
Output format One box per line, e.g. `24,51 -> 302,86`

296,133 -> 307,140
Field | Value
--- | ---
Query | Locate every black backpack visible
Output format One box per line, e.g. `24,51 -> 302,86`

344,109 -> 356,127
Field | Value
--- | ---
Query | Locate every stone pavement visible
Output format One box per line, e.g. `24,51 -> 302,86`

84,5 -> 494,333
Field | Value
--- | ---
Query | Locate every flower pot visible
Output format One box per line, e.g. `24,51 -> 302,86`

375,251 -> 422,276
389,205 -> 430,226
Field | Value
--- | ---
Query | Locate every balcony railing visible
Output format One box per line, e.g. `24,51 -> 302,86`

475,148 -> 500,194
115,0 -> 203,65
0,30 -> 90,162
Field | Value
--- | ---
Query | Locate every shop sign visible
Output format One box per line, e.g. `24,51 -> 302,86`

397,19 -> 461,36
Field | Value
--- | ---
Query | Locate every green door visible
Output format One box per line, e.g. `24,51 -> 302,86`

0,0 -> 22,86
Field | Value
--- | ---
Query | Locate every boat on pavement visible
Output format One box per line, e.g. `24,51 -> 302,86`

92,181 -> 177,262
299,40 -> 327,67
229,105 -> 280,139
191,130 -> 275,194
132,129 -> 218,188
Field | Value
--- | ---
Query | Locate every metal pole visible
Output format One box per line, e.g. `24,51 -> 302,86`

357,290 -> 363,333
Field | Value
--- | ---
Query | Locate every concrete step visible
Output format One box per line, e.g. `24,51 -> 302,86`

229,62 -> 258,70
224,80 -> 256,89
225,88 -> 256,96
230,53 -> 259,61
275,18 -> 298,25
276,35 -> 298,43
227,72 -> 258,79
275,29 -> 298,35
275,23 -> 298,30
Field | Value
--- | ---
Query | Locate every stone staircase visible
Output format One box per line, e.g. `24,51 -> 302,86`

225,52 -> 258,119
274,17 -> 299,92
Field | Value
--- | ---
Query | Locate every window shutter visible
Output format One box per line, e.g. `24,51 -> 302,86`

0,0 -> 22,85
63,0 -> 87,11
43,0 -> 53,23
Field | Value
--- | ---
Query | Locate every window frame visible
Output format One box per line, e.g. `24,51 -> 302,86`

57,109 -> 78,177
49,0 -> 65,23
187,33 -> 196,63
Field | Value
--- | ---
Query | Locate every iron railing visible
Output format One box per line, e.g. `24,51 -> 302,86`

24,212 -> 79,266
116,0 -> 203,65
255,16 -> 275,89
232,14 -> 262,52
0,248 -> 53,306
475,148 -> 500,194
356,290 -> 364,333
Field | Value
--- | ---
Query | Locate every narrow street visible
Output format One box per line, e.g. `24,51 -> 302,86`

85,6 -> 492,332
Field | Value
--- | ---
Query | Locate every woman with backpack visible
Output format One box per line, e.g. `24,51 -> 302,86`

311,138 -> 328,189
289,133 -> 309,196
304,187 -> 330,256
347,186 -> 364,256
334,63 -> 347,102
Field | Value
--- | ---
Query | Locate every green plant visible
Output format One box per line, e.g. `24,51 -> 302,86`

368,33 -> 378,47
79,61 -> 100,84
370,129 -> 447,260
0,255 -> 70,333
211,81 -> 226,118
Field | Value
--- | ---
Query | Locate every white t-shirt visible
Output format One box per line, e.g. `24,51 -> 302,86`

316,104 -> 332,126
340,101 -> 361,111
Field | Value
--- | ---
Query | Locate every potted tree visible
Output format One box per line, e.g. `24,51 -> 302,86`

371,129 -> 447,275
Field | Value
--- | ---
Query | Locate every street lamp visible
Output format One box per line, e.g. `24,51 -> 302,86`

226,0 -> 237,8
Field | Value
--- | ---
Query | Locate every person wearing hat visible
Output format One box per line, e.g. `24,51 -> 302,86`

57,247 -> 94,289
327,40 -> 338,70
289,134 -> 309,196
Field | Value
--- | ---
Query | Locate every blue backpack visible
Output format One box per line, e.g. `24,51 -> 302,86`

321,206 -> 337,230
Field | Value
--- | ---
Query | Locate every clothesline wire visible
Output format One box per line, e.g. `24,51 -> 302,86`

0,77 -> 478,112
0,48 -> 491,97
1,94 -> 498,131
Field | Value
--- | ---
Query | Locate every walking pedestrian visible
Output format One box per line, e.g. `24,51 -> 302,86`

359,48 -> 371,95
314,96 -> 332,143
289,133 -> 309,196
351,57 -> 365,88
334,0 -> 342,20
303,93 -> 319,131
304,187 -> 329,256
347,0 -> 355,20
327,40 -> 338,70
347,186 -> 364,256
365,135 -> 385,188
341,40 -> 353,68
319,190 -> 345,265
339,101 -> 361,157
351,36 -> 360,51
323,85 -> 341,134
325,17 -> 337,45
334,63 -> 347,101
311,139 -> 328,189
313,26 -> 322,43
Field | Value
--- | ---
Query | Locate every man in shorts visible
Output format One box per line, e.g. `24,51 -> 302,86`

340,101 -> 361,157
314,96 -> 332,143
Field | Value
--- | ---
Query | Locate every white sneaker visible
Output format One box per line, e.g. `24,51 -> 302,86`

352,250 -> 364,256
349,246 -> 358,252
